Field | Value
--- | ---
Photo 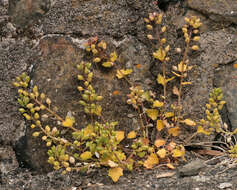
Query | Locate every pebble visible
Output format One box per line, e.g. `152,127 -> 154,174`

218,182 -> 232,189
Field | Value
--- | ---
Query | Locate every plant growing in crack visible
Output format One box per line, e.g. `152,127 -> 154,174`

13,14 -> 236,182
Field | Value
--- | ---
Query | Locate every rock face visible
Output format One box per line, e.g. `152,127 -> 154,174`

1,0 -> 237,188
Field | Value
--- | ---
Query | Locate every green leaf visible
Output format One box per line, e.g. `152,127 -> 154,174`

17,98 -> 24,107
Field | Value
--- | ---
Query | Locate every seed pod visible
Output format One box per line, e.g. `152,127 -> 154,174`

193,36 -> 200,41
161,26 -> 166,33
45,125 -> 50,133
40,93 -> 46,99
27,103 -> 34,109
33,132 -> 40,137
93,57 -> 101,63
40,105 -> 46,110
23,113 -> 31,120
46,98 -> 51,105
146,24 -> 153,30
192,45 -> 199,50
46,141 -> 52,147
147,34 -> 153,40
34,113 -> 40,120
77,75 -> 84,81
36,120 -> 41,126
161,38 -> 166,44
19,108 -> 25,113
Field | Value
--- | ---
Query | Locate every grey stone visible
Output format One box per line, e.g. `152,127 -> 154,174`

177,159 -> 205,177
0,146 -> 18,174
187,0 -> 237,24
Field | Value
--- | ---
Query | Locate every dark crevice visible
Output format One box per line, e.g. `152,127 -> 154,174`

157,0 -> 184,12
13,136 -> 33,170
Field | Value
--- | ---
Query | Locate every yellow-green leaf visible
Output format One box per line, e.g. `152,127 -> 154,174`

108,167 -> 123,182
153,100 -> 164,108
102,62 -> 114,67
156,120 -> 164,131
80,151 -> 92,160
62,116 -> 75,128
146,109 -> 158,120
153,48 -> 166,61
143,153 -> 159,169
127,131 -> 137,139
157,74 -> 166,86
115,131 -> 125,143
181,119 -> 196,126
197,126 -> 211,135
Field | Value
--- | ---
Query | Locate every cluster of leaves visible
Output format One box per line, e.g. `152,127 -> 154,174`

118,13 -> 203,170
84,36 -> 117,68
13,13 -> 236,182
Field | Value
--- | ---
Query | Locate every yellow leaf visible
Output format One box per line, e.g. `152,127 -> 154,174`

197,126 -> 211,135
116,69 -> 133,79
143,153 -> 159,169
178,61 -> 187,72
166,77 -> 175,83
181,82 -> 192,85
110,51 -> 117,62
83,124 -> 95,138
166,163 -> 175,169
154,139 -> 166,148
157,74 -> 166,86
234,63 -> 237,68
146,109 -> 158,120
165,112 -> 174,118
156,120 -> 164,131
172,145 -> 185,160
168,127 -> 180,137
153,48 -> 166,61
172,71 -> 181,77
108,167 -> 123,182
116,70 -> 124,79
94,105 -> 102,116
153,100 -> 164,108
157,148 -> 166,158
80,151 -> 92,160
181,119 -> 196,126
102,62 -> 114,67
127,131 -> 137,139
62,116 -> 75,128
108,160 -> 118,168
116,131 -> 125,143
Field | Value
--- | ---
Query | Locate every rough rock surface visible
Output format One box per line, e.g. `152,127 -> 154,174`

1,0 -> 237,189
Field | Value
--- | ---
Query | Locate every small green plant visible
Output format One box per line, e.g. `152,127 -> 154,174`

13,13 -> 236,182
